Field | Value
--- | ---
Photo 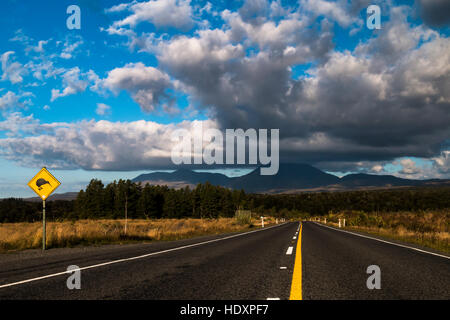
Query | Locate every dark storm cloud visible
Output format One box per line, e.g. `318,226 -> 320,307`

417,0 -> 450,27
154,4 -> 450,170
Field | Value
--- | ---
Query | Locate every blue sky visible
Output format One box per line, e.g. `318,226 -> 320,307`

0,0 -> 449,197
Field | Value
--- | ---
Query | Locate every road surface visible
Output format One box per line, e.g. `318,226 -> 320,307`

0,222 -> 448,299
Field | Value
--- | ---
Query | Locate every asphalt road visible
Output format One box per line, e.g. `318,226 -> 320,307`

302,222 -> 450,299
0,221 -> 449,300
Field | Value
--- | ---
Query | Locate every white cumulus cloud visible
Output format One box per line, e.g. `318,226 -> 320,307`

0,115 -> 218,170
110,0 -> 194,30
101,62 -> 173,113
1,51 -> 27,84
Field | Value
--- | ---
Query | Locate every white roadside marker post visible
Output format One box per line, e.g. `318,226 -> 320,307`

261,216 -> 265,228
339,219 -> 342,228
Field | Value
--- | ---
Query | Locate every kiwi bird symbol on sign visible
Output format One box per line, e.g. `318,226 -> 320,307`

36,178 -> 51,190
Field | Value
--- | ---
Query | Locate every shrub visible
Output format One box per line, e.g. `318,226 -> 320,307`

235,209 -> 252,225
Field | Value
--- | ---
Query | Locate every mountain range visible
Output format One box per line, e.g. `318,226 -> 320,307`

132,163 -> 450,193
20,163 -> 450,201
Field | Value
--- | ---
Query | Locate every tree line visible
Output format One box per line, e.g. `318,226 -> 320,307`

1,180 -> 450,223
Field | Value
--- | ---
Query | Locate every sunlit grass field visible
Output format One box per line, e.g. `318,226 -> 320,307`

0,217 -> 277,253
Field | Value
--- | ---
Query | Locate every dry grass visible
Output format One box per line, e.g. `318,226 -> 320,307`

318,210 -> 450,254
0,217 -> 277,253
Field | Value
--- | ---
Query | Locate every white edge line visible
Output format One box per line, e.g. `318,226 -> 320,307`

0,222 -> 290,289
313,222 -> 450,260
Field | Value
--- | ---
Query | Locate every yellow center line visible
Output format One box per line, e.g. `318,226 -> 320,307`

289,222 -> 302,300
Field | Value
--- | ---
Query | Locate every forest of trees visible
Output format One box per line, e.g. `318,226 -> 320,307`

1,179 -> 450,223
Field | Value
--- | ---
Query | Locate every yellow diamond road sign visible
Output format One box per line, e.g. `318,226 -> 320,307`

27,167 -> 61,201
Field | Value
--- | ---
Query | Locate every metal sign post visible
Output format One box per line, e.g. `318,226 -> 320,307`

43,200 -> 46,250
27,167 -> 61,251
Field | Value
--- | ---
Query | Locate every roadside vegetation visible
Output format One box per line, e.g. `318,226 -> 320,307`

1,181 -> 450,223
319,210 -> 449,254
0,216 -> 277,253
0,179 -> 449,254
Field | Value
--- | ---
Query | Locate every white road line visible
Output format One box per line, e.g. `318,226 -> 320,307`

313,222 -> 450,260
286,246 -> 293,255
267,298 -> 280,300
279,267 -> 287,270
0,223 -> 289,289
293,236 -> 297,239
